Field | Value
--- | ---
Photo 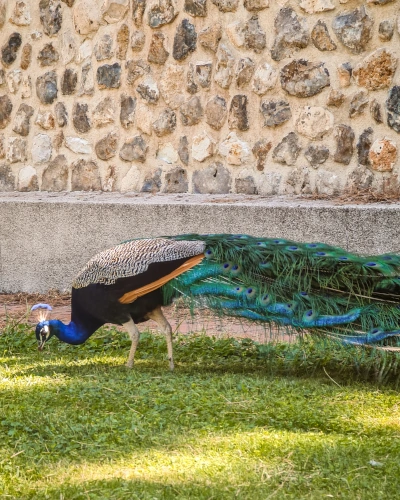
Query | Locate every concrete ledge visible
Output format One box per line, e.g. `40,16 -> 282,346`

1,192 -> 399,293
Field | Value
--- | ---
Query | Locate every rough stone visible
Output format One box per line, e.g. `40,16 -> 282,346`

357,127 -> 373,167
116,24 -> 129,60
327,89 -> 345,107
120,165 -> 140,192
271,7 -> 309,62
119,94 -> 135,129
353,49 -> 397,91
0,70 -> 5,86
61,68 -> 77,95
12,103 -> 34,136
53,131 -> 64,152
2,32 -> 22,66
77,40 -> 93,64
187,68 -> 198,95
136,104 -> 153,135
304,144 -> 329,167
369,138 -> 397,172
30,30 -> 42,41
148,32 -> 169,64
226,21 -> 245,49
0,164 -> 16,191
198,23 -> 222,52
252,63 -> 278,95
260,99 -> 291,128
18,165 -> 38,191
102,0 -> 129,23
41,155 -> 68,191
55,102 -> 68,127
65,136 -> 92,154
92,96 -> 115,127
163,167 -> 188,194
370,99 -> 383,124
228,95 -> 248,131
219,132 -> 251,165
285,166 -> 311,195
244,0 -> 268,12
178,136 -> 189,165
103,165 -> 117,192
379,20 -> 394,42
10,1 -> 31,26
153,108 -> 176,136
332,6 -> 373,54
35,109 -> 56,130
211,0 -> 238,12
39,0 -> 62,37
315,170 -> 340,197
73,103 -> 91,133
0,96 -> 13,129
73,0 -> 101,36
386,86 -> 400,133
159,64 -> 186,109
173,19 -> 197,61
120,135 -> 148,162
157,142 -> 179,164
94,34 -> 114,60
38,43 -> 59,66
126,59 -> 150,84
192,162 -> 231,194
349,91 -> 369,118
235,58 -> 255,88
180,96 -> 203,126
140,168 -> 161,193
259,172 -> 282,196
337,62 -> 352,87
0,134 -> 4,158
71,159 -> 101,191
192,131 -> 215,162
280,60 -> 330,98
311,21 -> 337,51
36,71 -> 58,104
334,124 -> 354,164
21,76 -> 32,99
214,44 -> 235,89
367,0 -> 395,4
131,30 -> 146,51
272,133 -> 301,166
205,95 -> 227,130
148,0 -> 178,28
132,0 -> 146,27
97,63 -> 121,89
20,43 -> 32,69
235,176 -> 257,195
7,137 -> 27,163
7,70 -> 22,94
295,106 -> 334,140
95,131 -> 118,160
195,62 -> 212,88
252,138 -> 272,171
60,30 -> 77,65
244,16 -> 266,53
31,134 -> 51,164
299,0 -> 334,13
137,76 -> 159,104
79,62 -> 95,96
184,0 -> 207,17
0,0 -> 5,29
347,166 -> 373,192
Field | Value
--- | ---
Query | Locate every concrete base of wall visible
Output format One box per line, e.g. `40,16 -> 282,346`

1,192 -> 399,293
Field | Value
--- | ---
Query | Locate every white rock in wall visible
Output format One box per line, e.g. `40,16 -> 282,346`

159,64 -> 186,109
73,0 -> 103,36
35,109 -> 56,130
32,134 -> 52,164
92,96 -> 116,127
120,165 -> 141,193
21,75 -> 31,98
77,40 -> 93,64
295,106 -> 334,140
60,31 -> 77,65
298,0 -> 334,13
65,136 -> 92,154
136,104 -> 153,135
18,165 -> 38,191
10,1 -> 31,26
102,0 -> 129,24
252,63 -> 278,95
226,21 -> 245,49
192,132 -> 215,162
259,172 -> 282,196
315,170 -> 341,196
7,70 -> 22,94
156,143 -> 179,164
219,132 -> 251,165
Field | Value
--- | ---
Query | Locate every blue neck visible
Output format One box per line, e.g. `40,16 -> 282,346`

49,319 -> 96,345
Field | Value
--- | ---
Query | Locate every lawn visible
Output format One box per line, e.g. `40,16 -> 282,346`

1,323 -> 400,499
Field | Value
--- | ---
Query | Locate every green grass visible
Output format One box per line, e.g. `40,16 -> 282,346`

1,322 -> 400,499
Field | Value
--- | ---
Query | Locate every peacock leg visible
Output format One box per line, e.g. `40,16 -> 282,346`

123,319 -> 140,368
147,306 -> 174,371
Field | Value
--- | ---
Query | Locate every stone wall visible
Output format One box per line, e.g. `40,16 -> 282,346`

0,0 -> 400,196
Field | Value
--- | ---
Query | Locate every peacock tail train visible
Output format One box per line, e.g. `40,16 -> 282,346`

159,234 -> 400,347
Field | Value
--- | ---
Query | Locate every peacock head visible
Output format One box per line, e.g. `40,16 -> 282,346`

31,304 -> 54,351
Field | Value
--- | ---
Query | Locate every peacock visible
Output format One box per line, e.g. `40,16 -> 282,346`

33,234 -> 400,370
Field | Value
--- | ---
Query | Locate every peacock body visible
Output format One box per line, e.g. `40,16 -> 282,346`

34,234 -> 400,369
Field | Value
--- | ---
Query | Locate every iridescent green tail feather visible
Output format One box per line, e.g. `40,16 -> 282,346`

162,234 -> 400,348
